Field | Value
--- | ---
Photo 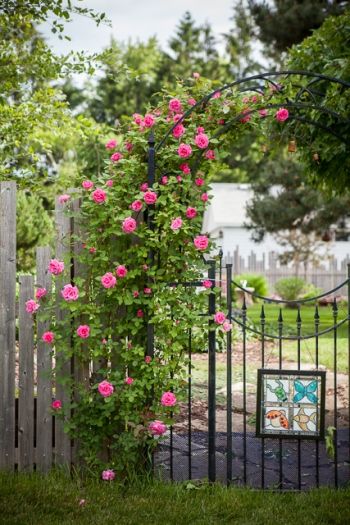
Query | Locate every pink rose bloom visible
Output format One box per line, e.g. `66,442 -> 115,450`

48,259 -> 64,275
122,217 -> 137,234
275,107 -> 289,122
161,176 -> 168,185
240,109 -> 251,123
171,217 -> 183,231
186,207 -> 197,219
144,287 -> 152,295
115,265 -> 127,278
42,331 -> 54,344
197,126 -> 205,133
202,279 -> 212,289
101,469 -> 115,481
223,321 -> 232,332
201,192 -> 208,202
35,287 -> 47,300
51,400 -> 62,410
137,309 -> 144,318
25,299 -> 39,314
76,325 -> 90,339
98,380 -> 114,398
110,152 -> 123,162
89,247 -> 96,254
58,194 -> 70,204
205,150 -> 215,160
259,109 -> 268,118
124,377 -> 134,385
212,91 -> 221,99
218,119 -> 225,125
133,113 -> 143,125
194,235 -> 209,251
173,113 -> 183,123
145,356 -> 151,364
178,143 -> 192,158
143,264 -> 149,271
169,98 -> 182,112
161,391 -> 177,407
131,199 -> 143,212
102,338 -> 107,344
92,188 -> 107,204
125,141 -> 133,152
144,113 -> 155,128
193,72 -> 200,79
105,179 -> 113,187
143,191 -> 157,205
214,311 -> 226,324
180,163 -> 191,174
140,182 -> 148,191
61,284 -> 79,301
82,180 -> 94,190
105,139 -> 117,150
195,133 -> 209,149
172,124 -> 185,139
176,175 -> 182,183
188,98 -> 196,106
133,291 -> 139,298
149,420 -> 167,436
242,96 -> 249,103
195,177 -> 204,186
101,272 -> 117,289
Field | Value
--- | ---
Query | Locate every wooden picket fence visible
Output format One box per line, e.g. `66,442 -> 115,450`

0,181 -> 88,472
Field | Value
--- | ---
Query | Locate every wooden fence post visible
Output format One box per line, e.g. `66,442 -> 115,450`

36,246 -> 53,473
18,275 -> 34,471
0,182 -> 16,470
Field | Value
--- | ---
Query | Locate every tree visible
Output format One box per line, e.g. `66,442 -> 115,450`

245,155 -> 350,273
247,0 -> 348,62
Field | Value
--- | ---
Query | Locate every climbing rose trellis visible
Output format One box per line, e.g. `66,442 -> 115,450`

29,74 -> 289,478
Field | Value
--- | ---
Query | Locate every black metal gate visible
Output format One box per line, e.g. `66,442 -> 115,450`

154,261 -> 350,490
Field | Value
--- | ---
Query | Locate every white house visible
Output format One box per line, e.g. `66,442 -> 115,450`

202,183 -> 350,260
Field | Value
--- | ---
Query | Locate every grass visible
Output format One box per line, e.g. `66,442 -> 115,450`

0,471 -> 349,525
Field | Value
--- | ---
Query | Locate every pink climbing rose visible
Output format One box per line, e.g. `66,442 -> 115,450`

186,207 -> 197,219
101,469 -> 115,481
25,299 -> 39,314
161,391 -> 177,407
214,311 -> 226,324
195,177 -> 204,186
110,152 -> 123,162
144,287 -> 152,295
35,287 -> 47,300
42,331 -> 54,343
201,193 -> 208,202
149,420 -> 167,436
133,113 -> 143,125
131,200 -> 143,212
51,400 -> 62,410
58,194 -> 70,204
122,217 -> 137,234
275,108 -> 289,122
202,280 -> 212,289
143,114 -> 155,128
259,109 -> 268,118
169,98 -> 182,112
105,139 -> 117,150
143,191 -> 158,205
105,179 -> 113,187
173,124 -> 185,139
76,325 -> 90,338
194,235 -> 209,251
188,97 -> 196,106
82,180 -> 94,190
178,143 -> 192,158
115,265 -> 127,278
92,188 -> 107,204
137,309 -> 144,318
48,259 -> 64,275
195,133 -> 209,149
205,149 -> 215,160
61,284 -> 79,301
124,377 -> 134,385
101,272 -> 117,289
145,356 -> 152,364
171,217 -> 183,231
98,380 -> 114,398
179,163 -> 191,174
222,321 -> 232,332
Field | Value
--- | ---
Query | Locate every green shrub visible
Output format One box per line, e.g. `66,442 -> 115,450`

233,273 -> 269,302
300,283 -> 323,304
275,277 -> 306,302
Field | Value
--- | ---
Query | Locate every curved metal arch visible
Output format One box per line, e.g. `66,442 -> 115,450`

155,69 -> 350,152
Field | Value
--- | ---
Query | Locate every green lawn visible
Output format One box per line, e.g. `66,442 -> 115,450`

0,472 -> 349,525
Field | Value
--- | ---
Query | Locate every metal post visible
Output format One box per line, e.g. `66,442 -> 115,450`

147,132 -> 155,358
226,264 -> 232,484
208,260 -> 216,482
348,264 -> 350,478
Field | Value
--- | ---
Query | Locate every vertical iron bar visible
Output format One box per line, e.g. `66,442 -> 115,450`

348,264 -> 350,480
226,264 -> 233,485
242,296 -> 247,485
219,249 -> 223,300
278,308 -> 283,490
260,305 -> 266,489
314,306 -> 320,488
188,328 -> 192,480
147,131 -> 155,359
333,298 -> 338,488
297,306 -> 302,490
208,261 -> 216,482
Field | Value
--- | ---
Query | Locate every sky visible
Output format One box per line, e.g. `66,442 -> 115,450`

41,0 -> 234,55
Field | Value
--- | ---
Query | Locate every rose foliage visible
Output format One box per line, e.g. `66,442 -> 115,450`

35,75 -> 322,478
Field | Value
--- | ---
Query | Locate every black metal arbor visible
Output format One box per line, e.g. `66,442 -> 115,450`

146,71 -> 350,489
